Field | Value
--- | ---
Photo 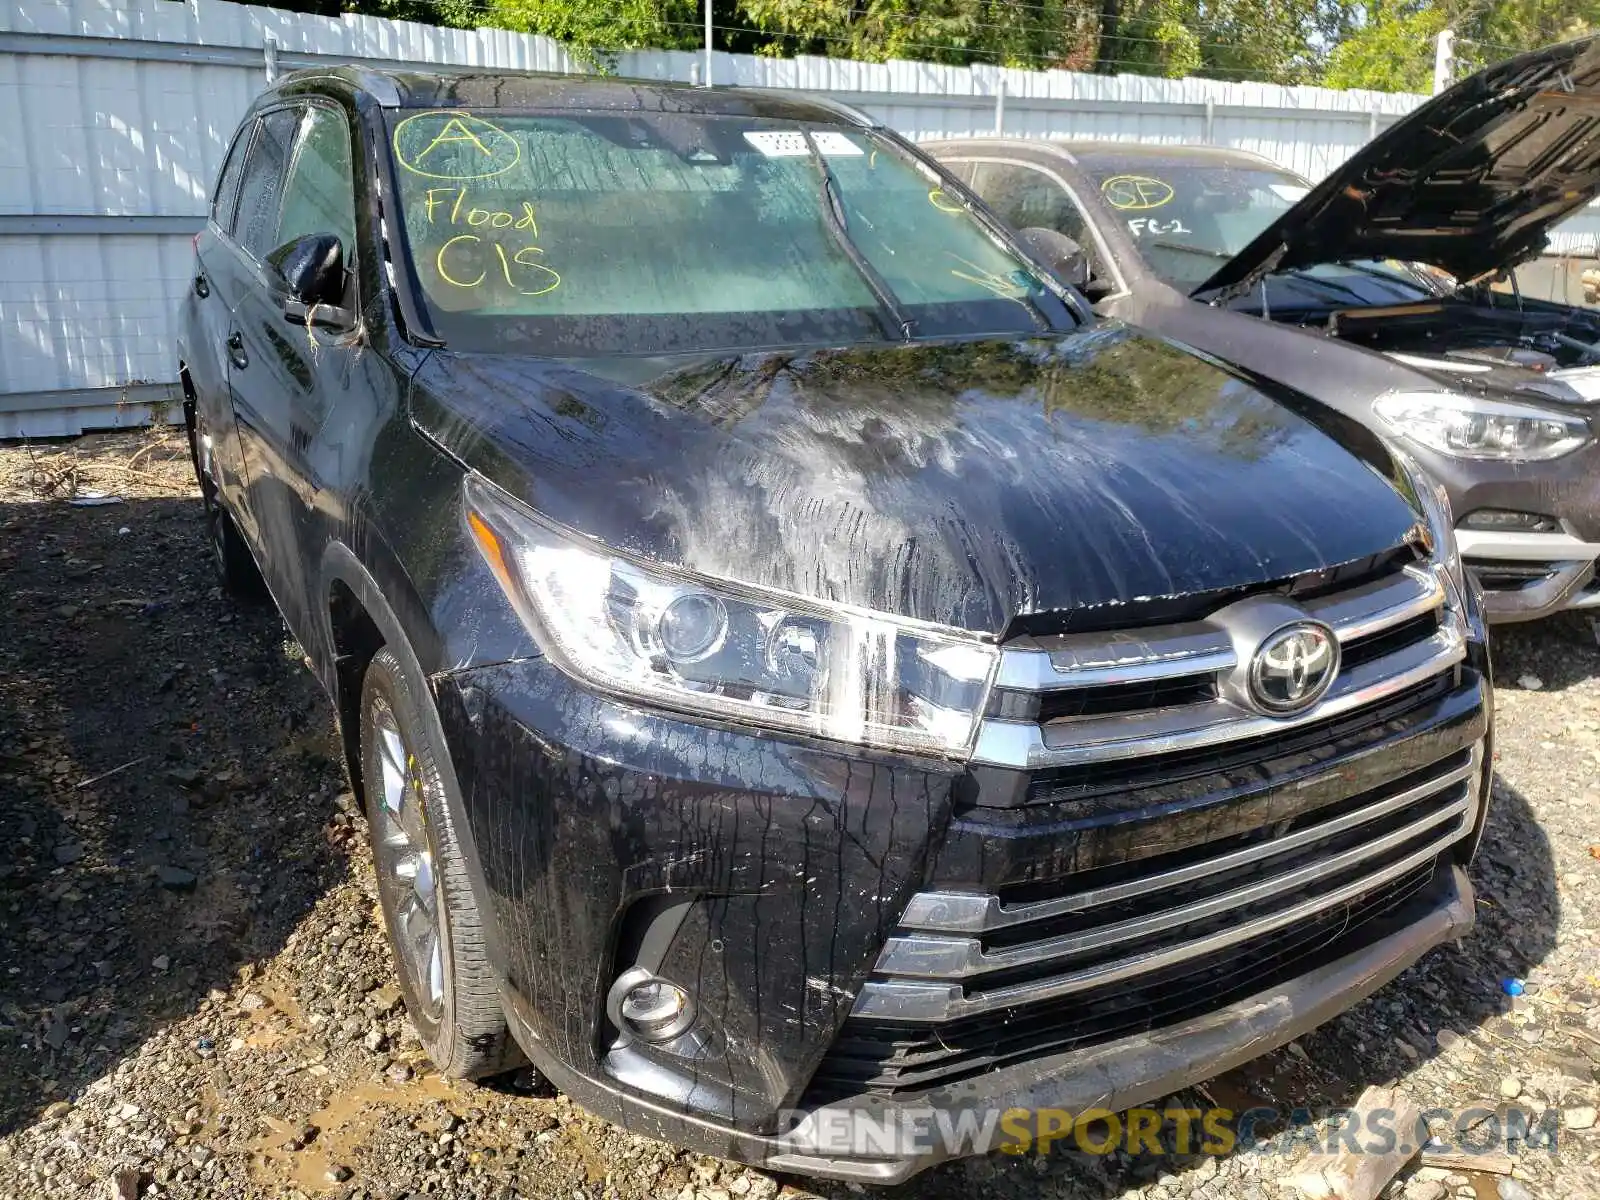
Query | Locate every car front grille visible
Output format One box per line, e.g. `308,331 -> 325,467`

809,858 -> 1444,1101
1466,559 -> 1564,588
806,558 -> 1483,1103
971,562 -> 1462,772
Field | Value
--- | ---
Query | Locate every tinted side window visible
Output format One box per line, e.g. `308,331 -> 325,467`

972,162 -> 1092,247
234,108 -> 299,261
277,105 -> 358,260
211,121 -> 254,234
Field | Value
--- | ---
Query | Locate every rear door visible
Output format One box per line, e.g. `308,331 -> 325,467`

187,117 -> 257,531
214,106 -> 299,555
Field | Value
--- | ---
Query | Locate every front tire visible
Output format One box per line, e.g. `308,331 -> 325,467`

359,647 -> 521,1078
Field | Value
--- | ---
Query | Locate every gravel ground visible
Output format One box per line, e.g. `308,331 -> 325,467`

2,431 -> 1598,1200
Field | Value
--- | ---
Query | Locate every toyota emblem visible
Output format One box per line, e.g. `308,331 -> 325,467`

1248,622 -> 1339,715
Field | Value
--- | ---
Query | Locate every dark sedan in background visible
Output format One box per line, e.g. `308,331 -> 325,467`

929,34 -> 1600,623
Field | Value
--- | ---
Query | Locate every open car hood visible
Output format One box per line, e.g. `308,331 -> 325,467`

1194,34 -> 1600,298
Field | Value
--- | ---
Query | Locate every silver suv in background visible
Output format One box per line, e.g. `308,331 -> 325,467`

929,34 -> 1600,623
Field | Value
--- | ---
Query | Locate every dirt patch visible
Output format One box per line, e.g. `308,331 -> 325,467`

0,427 -> 197,505
248,1073 -> 460,1193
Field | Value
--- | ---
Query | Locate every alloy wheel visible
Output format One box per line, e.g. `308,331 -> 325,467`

369,696 -> 448,1021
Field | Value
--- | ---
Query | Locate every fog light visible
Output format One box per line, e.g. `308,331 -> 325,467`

1459,509 -> 1559,533
607,967 -> 695,1042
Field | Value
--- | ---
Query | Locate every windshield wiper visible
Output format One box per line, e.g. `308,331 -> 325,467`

1329,259 -> 1441,294
1147,240 -> 1232,260
1276,268 -> 1373,306
804,133 -> 916,342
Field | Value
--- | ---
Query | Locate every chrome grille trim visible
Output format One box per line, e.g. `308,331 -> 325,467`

1302,564 -> 1445,643
972,620 -> 1464,770
899,750 -> 1481,934
877,786 -> 1470,980
853,816 -> 1466,1023
994,624 -> 1236,691
993,565 -> 1442,693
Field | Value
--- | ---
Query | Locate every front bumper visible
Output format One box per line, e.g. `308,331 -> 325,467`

503,864 -> 1474,1184
1406,438 -> 1600,623
1455,527 -> 1600,622
430,647 -> 1489,1182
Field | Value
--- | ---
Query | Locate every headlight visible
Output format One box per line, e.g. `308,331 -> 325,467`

462,476 -> 999,757
1373,390 -> 1591,461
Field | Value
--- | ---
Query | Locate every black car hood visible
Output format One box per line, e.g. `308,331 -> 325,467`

1196,34 -> 1600,298
411,328 -> 1421,637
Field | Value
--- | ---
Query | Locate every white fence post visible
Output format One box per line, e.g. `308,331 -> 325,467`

1433,29 -> 1456,95
703,0 -> 713,87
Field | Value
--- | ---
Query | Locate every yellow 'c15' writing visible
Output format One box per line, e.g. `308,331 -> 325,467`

422,187 -> 559,297
436,235 -> 560,297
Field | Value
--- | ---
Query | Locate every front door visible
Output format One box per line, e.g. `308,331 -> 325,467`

223,101 -> 362,646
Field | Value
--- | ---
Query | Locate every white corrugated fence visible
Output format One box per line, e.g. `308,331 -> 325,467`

0,0 -> 1596,436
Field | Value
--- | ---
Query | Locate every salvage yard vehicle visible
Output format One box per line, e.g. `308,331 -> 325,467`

929,34 -> 1600,624
177,66 -> 1491,1182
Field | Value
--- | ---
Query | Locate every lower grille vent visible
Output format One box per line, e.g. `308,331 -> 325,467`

808,859 -> 1441,1102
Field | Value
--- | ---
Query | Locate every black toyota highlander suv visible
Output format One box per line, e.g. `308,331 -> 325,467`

175,67 -> 1491,1182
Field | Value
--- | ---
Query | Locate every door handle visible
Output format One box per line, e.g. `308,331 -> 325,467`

226,331 -> 248,370
193,273 -> 210,299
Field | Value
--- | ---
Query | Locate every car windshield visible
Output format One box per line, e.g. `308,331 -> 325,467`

1072,154 -> 1312,289
1074,153 -> 1440,301
386,110 -> 1068,355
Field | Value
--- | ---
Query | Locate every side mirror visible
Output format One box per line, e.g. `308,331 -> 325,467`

1017,226 -> 1091,291
267,233 -> 350,327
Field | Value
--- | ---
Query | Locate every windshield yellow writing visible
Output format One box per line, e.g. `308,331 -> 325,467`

394,111 -> 521,181
423,188 -> 539,234
435,235 -> 560,296
420,187 -> 558,298
945,252 -> 1023,299
1101,175 -> 1174,211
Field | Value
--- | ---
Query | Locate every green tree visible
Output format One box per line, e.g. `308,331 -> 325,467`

266,0 -> 481,25
1095,0 -> 1328,83
484,0 -> 701,57
1322,1 -> 1600,92
249,0 -> 1600,91
737,0 -> 1097,69
1322,2 -> 1447,91
1460,0 -> 1600,73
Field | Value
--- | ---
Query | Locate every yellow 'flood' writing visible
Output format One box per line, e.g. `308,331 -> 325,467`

423,188 -> 539,235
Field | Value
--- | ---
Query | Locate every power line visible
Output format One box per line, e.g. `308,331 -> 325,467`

659,18 -> 1303,61
1457,37 -> 1539,56
322,0 -> 1352,85
645,19 -> 1293,77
